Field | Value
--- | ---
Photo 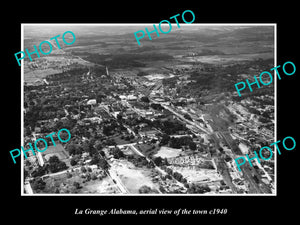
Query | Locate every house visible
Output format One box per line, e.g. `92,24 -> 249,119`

34,127 -> 41,133
87,99 -> 97,105
127,95 -> 137,101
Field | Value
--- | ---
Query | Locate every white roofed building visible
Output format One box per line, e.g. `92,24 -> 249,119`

87,99 -> 97,105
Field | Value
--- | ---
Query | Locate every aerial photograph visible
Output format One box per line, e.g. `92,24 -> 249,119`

22,24 -> 275,195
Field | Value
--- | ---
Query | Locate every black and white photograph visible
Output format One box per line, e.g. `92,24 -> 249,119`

3,4 -> 298,222
21,24 -> 276,195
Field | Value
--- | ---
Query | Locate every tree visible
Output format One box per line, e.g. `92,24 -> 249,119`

91,173 -> 97,180
82,141 -> 90,153
66,143 -> 82,155
162,158 -> 169,166
81,166 -> 87,173
31,178 -> 46,192
188,184 -> 211,194
160,134 -> 170,146
137,71 -> 147,76
138,185 -> 158,194
48,156 -> 68,173
25,127 -> 31,136
54,121 -> 64,130
24,169 -> 29,178
111,148 -> 124,159
90,155 -> 100,165
153,157 -> 163,166
95,142 -> 103,151
31,165 -> 47,177
48,155 -> 60,164
166,168 -> 173,175
140,96 -> 150,103
117,113 -> 123,121
70,158 -> 78,166
98,158 -> 109,170
189,142 -> 197,151
258,116 -> 271,123
173,172 -> 183,181
184,114 -> 192,121
49,161 -> 68,173
103,126 -> 112,136
73,182 -> 81,189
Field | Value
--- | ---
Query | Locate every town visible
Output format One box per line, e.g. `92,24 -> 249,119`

22,25 -> 275,195
23,60 -> 275,195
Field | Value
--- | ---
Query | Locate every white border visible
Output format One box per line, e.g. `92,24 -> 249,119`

21,23 -> 277,196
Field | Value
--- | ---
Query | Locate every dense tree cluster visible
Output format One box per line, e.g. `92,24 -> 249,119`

31,178 -> 46,192
98,158 -> 109,170
169,136 -> 197,150
110,148 -> 125,159
150,103 -> 164,111
187,184 -> 211,194
127,155 -> 154,168
138,185 -> 159,194
31,165 -> 48,177
140,96 -> 150,103
163,167 -> 187,184
152,156 -> 169,167
152,120 -> 188,135
159,134 -> 197,151
66,143 -> 83,155
70,155 -> 81,166
48,156 -> 68,173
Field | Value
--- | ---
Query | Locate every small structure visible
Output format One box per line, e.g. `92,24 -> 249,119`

87,99 -> 97,105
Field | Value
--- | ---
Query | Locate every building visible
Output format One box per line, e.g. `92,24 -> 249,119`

87,99 -> 97,105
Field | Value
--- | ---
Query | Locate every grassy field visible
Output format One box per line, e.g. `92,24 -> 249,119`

154,146 -> 183,158
24,55 -> 93,84
24,26 -> 274,85
110,159 -> 160,194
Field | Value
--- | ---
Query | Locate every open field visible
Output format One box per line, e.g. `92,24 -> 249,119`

80,178 -> 120,194
24,25 -> 274,85
181,53 -> 273,64
154,146 -> 183,158
168,165 -> 222,184
41,144 -> 71,166
110,159 -> 160,193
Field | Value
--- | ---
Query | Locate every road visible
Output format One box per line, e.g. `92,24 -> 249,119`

107,169 -> 129,194
156,102 -> 210,135
40,165 -> 81,179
